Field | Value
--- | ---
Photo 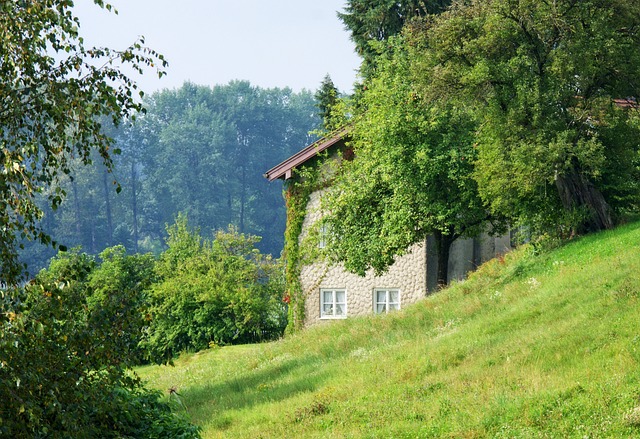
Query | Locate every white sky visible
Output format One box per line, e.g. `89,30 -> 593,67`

74,0 -> 361,95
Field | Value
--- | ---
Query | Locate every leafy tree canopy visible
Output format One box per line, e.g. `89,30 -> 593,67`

322,36 -> 504,286
17,81 -> 319,274
0,0 -> 166,284
419,0 -> 640,234
338,0 -> 452,79
145,215 -> 287,363
324,0 -> 640,285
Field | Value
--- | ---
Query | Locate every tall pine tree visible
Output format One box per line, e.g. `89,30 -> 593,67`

314,74 -> 340,131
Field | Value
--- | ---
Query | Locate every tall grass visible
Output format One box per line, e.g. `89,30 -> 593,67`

138,221 -> 640,438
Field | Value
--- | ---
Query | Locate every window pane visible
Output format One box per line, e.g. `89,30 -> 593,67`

335,303 -> 345,316
389,290 -> 399,303
388,303 -> 399,311
322,304 -> 333,316
376,304 -> 386,314
319,224 -> 327,249
335,290 -> 345,304
323,291 -> 333,303
376,290 -> 387,304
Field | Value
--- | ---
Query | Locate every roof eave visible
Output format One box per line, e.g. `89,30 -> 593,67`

264,126 -> 351,182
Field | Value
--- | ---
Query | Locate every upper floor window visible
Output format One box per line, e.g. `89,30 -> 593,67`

318,223 -> 329,249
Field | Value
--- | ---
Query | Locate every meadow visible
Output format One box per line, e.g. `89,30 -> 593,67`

139,221 -> 640,438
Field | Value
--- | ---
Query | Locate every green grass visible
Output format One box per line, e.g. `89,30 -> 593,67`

138,221 -> 640,438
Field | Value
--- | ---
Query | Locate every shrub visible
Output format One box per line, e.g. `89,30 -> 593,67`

144,217 -> 287,363
88,246 -> 158,365
0,251 -> 200,437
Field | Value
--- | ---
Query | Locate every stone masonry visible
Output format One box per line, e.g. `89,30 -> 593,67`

300,189 -> 428,327
298,188 -> 513,327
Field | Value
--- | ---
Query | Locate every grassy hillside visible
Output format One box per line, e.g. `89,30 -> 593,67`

138,221 -> 640,438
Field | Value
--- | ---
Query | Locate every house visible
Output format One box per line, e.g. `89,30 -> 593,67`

265,129 -> 513,328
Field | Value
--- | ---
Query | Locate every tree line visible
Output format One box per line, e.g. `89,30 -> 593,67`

21,81 -> 320,274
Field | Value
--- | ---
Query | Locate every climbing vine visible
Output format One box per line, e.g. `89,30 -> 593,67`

281,136 -> 348,333
282,166 -> 319,333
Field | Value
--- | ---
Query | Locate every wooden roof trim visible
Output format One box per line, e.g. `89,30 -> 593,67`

264,126 -> 351,182
613,98 -> 638,108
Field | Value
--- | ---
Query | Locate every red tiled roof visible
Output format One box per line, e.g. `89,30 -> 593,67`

264,126 -> 351,181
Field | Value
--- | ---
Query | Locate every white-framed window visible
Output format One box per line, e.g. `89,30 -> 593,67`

318,223 -> 329,249
374,289 -> 400,314
320,289 -> 347,318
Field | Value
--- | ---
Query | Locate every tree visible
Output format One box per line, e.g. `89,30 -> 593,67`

421,0 -> 640,235
337,0 -> 451,79
109,120 -> 153,253
315,74 -> 340,130
155,97 -> 232,231
0,0 -> 166,284
322,36 -> 504,286
126,82 -> 318,257
15,81 -> 319,273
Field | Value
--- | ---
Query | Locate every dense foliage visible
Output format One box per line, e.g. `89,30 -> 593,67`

87,246 -> 157,365
323,37 -> 505,285
145,216 -> 287,363
282,165 -> 321,332
1,216 -> 285,434
315,74 -> 340,131
0,251 -> 199,438
324,0 -> 640,286
419,0 -> 640,234
20,81 -> 320,273
0,0 -> 166,285
338,0 -> 451,79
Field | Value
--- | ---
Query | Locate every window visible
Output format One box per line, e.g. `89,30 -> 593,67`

374,289 -> 400,314
318,223 -> 328,249
320,289 -> 346,318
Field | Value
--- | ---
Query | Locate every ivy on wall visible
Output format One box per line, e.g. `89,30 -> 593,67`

282,167 -> 317,333
281,139 -> 346,333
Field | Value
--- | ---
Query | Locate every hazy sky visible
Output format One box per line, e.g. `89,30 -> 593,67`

74,0 -> 361,95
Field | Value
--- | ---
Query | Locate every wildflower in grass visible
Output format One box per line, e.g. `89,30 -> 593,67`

527,277 -> 541,289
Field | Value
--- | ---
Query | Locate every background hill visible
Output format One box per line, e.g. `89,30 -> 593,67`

138,221 -> 640,438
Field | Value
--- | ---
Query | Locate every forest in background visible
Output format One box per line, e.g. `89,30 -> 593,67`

20,80 -> 321,274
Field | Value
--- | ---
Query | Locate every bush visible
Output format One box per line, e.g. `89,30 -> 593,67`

0,251 -> 200,437
144,217 -> 287,363
88,246 -> 158,365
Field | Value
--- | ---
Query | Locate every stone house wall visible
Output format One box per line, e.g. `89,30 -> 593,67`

300,189 -> 428,327
298,188 -> 514,327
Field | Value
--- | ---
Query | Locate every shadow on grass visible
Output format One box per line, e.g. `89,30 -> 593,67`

179,352 -> 332,422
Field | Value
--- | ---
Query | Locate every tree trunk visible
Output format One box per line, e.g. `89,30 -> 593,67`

433,229 -> 457,289
239,164 -> 246,233
102,169 -> 113,246
555,163 -> 613,233
131,160 -> 139,253
71,178 -> 81,241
